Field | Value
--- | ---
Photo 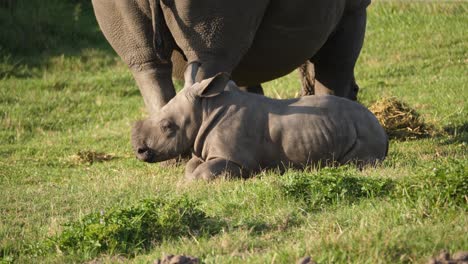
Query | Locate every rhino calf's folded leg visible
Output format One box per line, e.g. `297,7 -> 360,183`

187,158 -> 245,181
185,156 -> 204,180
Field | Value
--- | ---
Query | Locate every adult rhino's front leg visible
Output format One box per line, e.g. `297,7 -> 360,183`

159,0 -> 270,94
183,62 -> 264,95
92,0 -> 176,115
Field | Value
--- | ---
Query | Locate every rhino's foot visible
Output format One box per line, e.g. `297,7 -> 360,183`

185,156 -> 204,179
185,158 -> 245,181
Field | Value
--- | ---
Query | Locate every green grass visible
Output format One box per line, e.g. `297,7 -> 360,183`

1,1 -> 467,263
46,196 -> 222,260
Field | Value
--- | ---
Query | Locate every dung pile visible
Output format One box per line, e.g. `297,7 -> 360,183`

369,97 -> 433,140
69,150 -> 115,165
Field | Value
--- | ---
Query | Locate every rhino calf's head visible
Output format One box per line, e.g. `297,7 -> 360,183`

131,72 -> 231,163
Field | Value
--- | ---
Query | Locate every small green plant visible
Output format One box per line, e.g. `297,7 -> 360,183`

46,196 -> 222,257
280,167 -> 395,210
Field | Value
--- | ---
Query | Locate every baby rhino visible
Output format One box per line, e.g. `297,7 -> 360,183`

131,73 -> 388,180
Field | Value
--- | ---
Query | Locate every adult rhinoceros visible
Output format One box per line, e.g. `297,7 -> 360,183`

92,0 -> 370,114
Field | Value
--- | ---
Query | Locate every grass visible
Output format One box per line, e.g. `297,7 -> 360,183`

0,0 -> 467,263
46,196 -> 222,260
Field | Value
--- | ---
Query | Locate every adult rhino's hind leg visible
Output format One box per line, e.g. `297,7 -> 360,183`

298,61 -> 315,96
310,8 -> 367,100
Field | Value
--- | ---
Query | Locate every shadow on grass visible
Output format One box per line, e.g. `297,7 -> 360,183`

441,122 -> 468,145
0,0 -> 114,78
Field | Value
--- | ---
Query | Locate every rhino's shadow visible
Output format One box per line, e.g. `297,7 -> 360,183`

440,122 -> 468,145
0,1 -> 114,78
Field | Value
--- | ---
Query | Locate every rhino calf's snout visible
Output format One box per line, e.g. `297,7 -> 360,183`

135,146 -> 156,163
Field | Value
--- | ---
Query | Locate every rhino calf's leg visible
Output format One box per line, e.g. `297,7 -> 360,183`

310,8 -> 367,100
185,156 -> 204,180
187,158 -> 245,181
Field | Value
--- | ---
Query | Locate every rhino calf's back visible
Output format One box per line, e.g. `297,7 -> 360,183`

262,95 -> 387,168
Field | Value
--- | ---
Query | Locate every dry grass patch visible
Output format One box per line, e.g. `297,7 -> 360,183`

369,97 -> 434,140
69,150 -> 116,165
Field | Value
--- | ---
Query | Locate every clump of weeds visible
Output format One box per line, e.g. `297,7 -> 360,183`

39,196 -> 223,259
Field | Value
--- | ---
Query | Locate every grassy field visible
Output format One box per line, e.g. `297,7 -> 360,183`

1,1 -> 467,263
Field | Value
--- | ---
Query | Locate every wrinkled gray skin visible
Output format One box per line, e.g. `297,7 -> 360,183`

92,0 -> 370,115
131,73 -> 388,180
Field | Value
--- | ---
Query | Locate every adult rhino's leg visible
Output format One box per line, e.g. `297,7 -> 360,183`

191,62 -> 265,95
298,61 -> 315,96
185,60 -> 264,95
92,0 -> 175,115
310,8 -> 367,100
187,61 -> 263,96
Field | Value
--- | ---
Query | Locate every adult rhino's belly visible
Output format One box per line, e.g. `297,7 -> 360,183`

232,1 -> 344,86
232,29 -> 326,86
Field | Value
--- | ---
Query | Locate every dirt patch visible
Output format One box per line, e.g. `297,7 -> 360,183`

426,250 -> 468,264
369,97 -> 434,140
69,150 -> 115,165
153,254 -> 199,264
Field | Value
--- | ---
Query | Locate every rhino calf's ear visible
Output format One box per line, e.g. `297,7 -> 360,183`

197,72 -> 231,98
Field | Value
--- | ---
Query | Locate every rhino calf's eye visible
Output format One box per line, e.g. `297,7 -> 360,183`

160,119 -> 178,136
